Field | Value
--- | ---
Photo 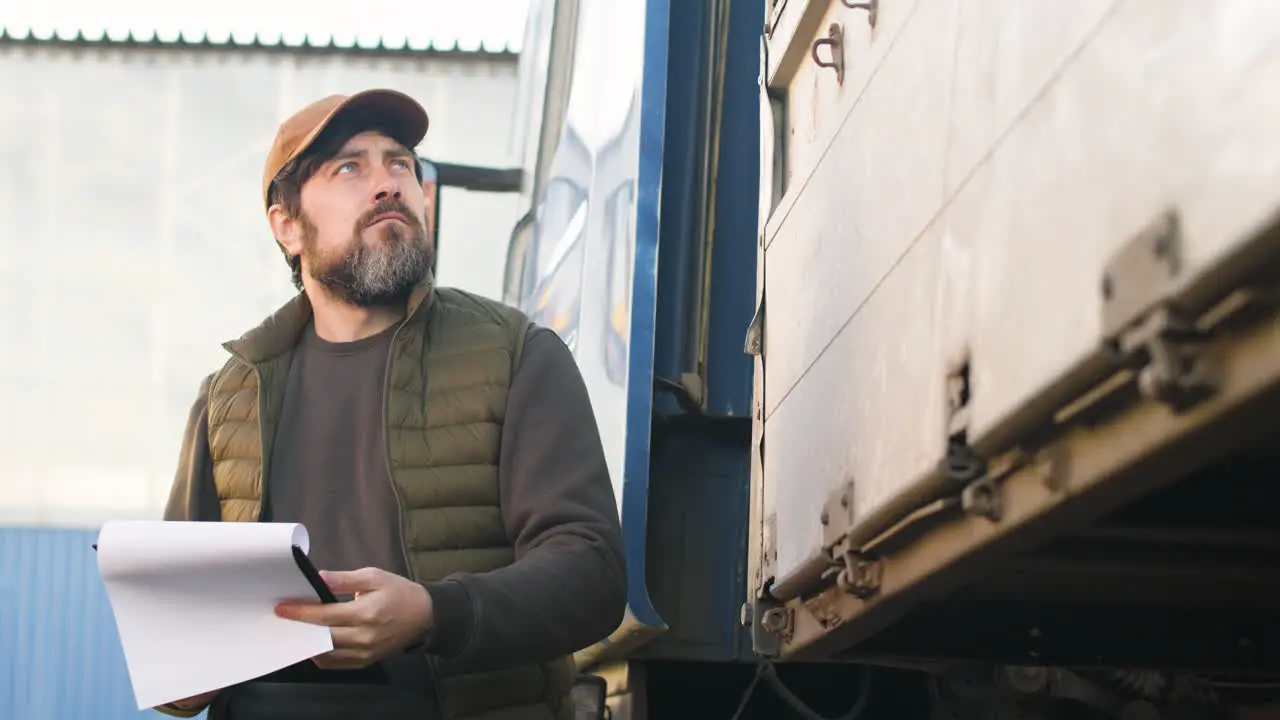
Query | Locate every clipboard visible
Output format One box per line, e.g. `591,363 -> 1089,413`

93,542 -> 337,605
92,538 -> 392,686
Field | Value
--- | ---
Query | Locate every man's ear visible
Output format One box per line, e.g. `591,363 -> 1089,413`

267,205 -> 304,258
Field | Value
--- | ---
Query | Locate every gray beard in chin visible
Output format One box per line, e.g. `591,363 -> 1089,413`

309,222 -> 433,308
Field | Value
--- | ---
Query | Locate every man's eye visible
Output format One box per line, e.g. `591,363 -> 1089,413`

337,162 -> 357,174
392,159 -> 411,170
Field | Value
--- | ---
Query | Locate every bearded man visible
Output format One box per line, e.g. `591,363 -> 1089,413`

157,89 -> 627,720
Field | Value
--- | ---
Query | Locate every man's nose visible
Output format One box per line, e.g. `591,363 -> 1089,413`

372,168 -> 401,201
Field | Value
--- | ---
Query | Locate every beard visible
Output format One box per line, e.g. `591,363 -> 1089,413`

300,199 -> 434,308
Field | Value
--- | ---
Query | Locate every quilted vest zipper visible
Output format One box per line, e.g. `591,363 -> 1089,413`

382,318 -> 450,720
382,322 -> 415,582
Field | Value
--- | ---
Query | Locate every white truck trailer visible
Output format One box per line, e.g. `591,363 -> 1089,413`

747,0 -> 1280,715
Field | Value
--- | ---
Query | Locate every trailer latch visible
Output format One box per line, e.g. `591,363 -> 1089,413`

1101,210 -> 1216,411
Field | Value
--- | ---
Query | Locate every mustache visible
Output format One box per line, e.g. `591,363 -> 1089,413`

357,199 -> 421,230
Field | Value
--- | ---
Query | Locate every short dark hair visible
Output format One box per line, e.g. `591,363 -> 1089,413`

267,108 -> 425,290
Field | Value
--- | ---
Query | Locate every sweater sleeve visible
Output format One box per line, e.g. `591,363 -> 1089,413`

422,327 -> 627,667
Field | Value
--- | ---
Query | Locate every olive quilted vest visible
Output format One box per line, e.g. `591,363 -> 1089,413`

205,281 -> 574,720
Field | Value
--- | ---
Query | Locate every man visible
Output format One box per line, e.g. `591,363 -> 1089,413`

157,89 -> 627,719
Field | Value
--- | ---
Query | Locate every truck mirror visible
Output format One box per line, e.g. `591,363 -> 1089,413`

420,159 -> 441,266
417,155 -> 522,278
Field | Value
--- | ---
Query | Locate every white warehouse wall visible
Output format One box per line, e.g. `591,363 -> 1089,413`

0,42 -> 521,528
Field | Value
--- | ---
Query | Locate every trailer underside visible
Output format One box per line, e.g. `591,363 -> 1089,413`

744,219 -> 1280,720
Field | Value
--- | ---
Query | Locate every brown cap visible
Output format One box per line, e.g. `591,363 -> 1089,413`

261,89 -> 430,209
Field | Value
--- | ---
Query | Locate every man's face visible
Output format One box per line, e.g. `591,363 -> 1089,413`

284,130 -> 433,307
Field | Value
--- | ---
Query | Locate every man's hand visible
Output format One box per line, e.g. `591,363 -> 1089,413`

274,568 -> 434,670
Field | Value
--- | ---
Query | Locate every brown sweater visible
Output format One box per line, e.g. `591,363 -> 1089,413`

163,323 -> 626,695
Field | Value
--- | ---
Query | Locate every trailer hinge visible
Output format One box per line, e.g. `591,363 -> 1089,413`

1118,306 -> 1215,410
944,441 -> 1035,524
819,479 -> 880,597
956,449 -> 1029,523
818,481 -> 882,598
941,352 -> 1006,520
960,476 -> 1002,522
820,480 -> 855,547
832,548 -> 883,599
745,514 -> 787,658
1101,210 -> 1216,411
943,439 -> 986,489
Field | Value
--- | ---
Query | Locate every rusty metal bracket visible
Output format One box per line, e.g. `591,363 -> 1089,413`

816,481 -> 882,599
959,448 -> 1033,522
744,594 -> 789,658
960,476 -> 1002,522
760,606 -> 791,636
761,514 -> 778,588
943,439 -> 1017,522
820,480 -> 856,547
941,440 -> 986,488
1101,210 -> 1183,339
1121,307 -> 1216,410
834,549 -> 883,599
1101,211 -> 1216,411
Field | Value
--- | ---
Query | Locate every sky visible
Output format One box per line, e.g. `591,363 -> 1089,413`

0,0 -> 532,51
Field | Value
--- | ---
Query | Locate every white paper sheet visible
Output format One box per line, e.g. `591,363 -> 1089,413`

95,520 -> 335,710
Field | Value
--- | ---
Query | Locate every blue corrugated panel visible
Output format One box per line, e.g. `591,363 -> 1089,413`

0,526 -> 199,719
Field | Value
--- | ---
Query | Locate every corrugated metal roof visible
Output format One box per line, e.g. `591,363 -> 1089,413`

0,0 -> 527,55
0,526 -> 157,719
0,26 -> 518,56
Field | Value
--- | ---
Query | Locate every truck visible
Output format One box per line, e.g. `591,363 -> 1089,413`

425,0 -> 1280,717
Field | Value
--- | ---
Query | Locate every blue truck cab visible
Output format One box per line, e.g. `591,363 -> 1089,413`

497,0 -> 766,665
430,0 -> 763,665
